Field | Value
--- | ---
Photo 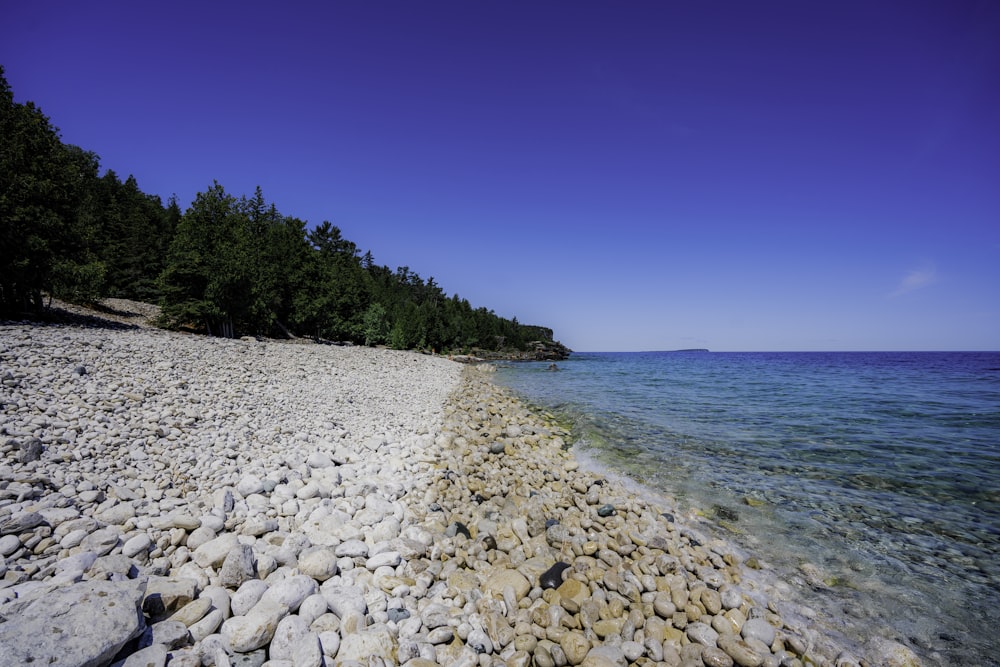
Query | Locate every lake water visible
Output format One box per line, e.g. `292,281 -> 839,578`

493,351 -> 1000,666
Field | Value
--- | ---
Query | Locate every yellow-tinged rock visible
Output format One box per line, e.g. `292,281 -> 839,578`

592,618 -> 625,639
484,566 -> 531,601
560,631 -> 591,666
556,578 -> 590,614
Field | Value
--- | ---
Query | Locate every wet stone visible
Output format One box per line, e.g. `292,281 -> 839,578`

539,561 -> 572,590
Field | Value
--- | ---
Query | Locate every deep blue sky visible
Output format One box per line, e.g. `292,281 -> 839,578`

3,1 -> 998,351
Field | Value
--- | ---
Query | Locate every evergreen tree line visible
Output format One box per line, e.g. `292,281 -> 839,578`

1,67 -> 558,353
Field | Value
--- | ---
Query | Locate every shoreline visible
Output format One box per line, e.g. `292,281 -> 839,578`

0,321 -> 915,666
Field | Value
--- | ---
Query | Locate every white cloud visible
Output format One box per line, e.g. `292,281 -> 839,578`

890,265 -> 939,297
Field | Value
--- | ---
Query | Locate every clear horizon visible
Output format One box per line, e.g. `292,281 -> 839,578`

3,1 -> 998,352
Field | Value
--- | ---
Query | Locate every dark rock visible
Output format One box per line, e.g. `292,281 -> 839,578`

539,562 -> 571,590
597,504 -> 616,517
545,518 -> 560,529
446,522 -> 471,539
18,437 -> 43,463
481,535 -> 497,551
428,502 -> 442,512
74,365 -> 87,376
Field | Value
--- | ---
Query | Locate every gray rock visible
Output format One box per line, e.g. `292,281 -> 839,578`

0,511 -> 45,535
219,543 -> 257,588
98,501 -> 137,526
0,534 -> 22,556
82,527 -> 122,556
122,533 -> 153,558
0,578 -> 146,667
150,619 -> 192,649
120,643 -> 168,667
18,437 -> 43,463
193,533 -> 240,569
143,576 -> 198,617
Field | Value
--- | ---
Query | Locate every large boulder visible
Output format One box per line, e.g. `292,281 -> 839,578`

0,578 -> 147,667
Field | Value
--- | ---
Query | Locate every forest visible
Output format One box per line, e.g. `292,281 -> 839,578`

0,67 -> 566,356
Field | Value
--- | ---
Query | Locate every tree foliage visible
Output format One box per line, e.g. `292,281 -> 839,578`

1,68 -> 565,354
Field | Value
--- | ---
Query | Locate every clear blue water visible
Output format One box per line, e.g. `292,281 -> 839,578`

494,351 -> 1000,666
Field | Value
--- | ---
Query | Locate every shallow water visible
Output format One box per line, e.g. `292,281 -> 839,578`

494,351 -> 1000,666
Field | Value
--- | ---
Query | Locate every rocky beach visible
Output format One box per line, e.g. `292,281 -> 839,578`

0,310 -> 920,667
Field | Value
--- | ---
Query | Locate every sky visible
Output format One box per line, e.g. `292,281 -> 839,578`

3,1 -> 998,351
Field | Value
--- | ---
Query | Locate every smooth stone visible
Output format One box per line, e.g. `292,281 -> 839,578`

122,533 -> 153,558
268,614 -> 310,661
556,578 -> 590,614
171,596 -> 213,627
539,561 -> 571,590
687,621 -> 720,647
467,628 -> 493,654
702,646 -> 735,667
237,475 -> 265,497
260,574 -> 317,611
221,598 -> 289,652
560,631 -> 591,666
335,539 -> 369,558
193,533 -> 240,568
593,618 -> 625,639
231,580 -> 270,617
55,551 -> 98,574
298,594 -> 330,626
121,643 -> 168,667
596,504 -> 616,517
306,451 -> 334,469
298,546 -> 339,581
188,608 -> 225,642
169,514 -> 202,531
366,550 -> 402,570
580,645 -> 627,667
740,618 -> 775,648
718,635 -> 764,667
81,527 -> 121,556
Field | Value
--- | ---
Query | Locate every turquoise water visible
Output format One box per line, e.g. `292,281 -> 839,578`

494,351 -> 1000,666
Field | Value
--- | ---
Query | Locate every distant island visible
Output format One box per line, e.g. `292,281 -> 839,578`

671,348 -> 710,353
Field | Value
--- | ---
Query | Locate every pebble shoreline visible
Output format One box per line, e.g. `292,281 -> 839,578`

0,319 -> 921,667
